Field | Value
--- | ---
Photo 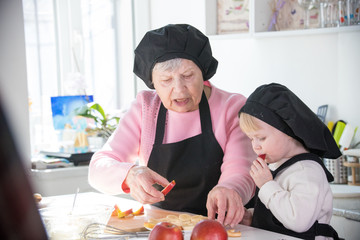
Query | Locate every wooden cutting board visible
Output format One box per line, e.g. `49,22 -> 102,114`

107,215 -> 148,232
107,205 -> 186,232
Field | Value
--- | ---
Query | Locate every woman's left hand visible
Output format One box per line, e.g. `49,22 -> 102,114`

206,186 -> 244,228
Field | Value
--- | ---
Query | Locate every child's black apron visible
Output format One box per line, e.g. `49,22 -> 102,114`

147,92 -> 223,216
251,153 -> 340,240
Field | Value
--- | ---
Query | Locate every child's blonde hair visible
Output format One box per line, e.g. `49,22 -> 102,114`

239,112 -> 260,134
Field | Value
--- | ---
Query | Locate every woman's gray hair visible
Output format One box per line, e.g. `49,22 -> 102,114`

153,58 -> 183,73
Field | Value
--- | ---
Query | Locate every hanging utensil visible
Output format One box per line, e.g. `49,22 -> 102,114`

70,187 -> 80,215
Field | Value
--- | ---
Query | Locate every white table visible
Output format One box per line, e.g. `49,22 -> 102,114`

41,192 -> 301,240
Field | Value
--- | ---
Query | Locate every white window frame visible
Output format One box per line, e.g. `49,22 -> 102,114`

23,0 -> 136,154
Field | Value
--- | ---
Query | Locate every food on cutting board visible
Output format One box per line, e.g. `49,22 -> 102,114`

227,229 -> 242,237
148,222 -> 184,240
117,208 -> 133,218
161,180 -> 176,196
33,193 -> 42,203
111,204 -> 121,216
144,214 -> 207,231
111,204 -> 144,218
133,205 -> 144,215
190,219 -> 228,240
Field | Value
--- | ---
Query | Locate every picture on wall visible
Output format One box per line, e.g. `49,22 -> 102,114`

217,0 -> 250,34
50,95 -> 93,130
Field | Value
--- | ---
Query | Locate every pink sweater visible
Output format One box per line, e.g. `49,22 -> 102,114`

88,82 -> 256,204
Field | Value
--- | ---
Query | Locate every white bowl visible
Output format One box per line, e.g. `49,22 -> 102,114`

39,204 -> 113,240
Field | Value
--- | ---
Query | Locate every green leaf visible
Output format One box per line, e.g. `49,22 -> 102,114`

73,101 -> 120,139
74,104 -> 91,116
88,103 -> 106,119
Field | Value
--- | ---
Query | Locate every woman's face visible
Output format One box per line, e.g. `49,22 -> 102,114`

152,59 -> 204,113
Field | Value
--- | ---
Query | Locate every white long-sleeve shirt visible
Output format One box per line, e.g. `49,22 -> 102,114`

258,159 -> 333,240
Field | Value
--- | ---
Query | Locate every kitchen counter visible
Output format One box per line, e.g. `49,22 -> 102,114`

333,208 -> 360,222
40,192 -> 301,240
330,184 -> 360,222
329,184 -> 360,240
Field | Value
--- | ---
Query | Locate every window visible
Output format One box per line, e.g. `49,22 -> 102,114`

23,0 -> 135,154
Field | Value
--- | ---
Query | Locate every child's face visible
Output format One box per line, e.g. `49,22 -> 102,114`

243,118 -> 297,164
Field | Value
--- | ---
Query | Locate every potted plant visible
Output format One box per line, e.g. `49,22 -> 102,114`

74,102 -> 120,140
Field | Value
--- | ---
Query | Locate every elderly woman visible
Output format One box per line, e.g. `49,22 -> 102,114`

88,24 -> 255,227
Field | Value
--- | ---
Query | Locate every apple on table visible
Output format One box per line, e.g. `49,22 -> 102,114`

190,219 -> 228,240
148,222 -> 184,240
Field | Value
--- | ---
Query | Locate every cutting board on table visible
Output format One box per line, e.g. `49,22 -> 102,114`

107,215 -> 148,232
107,206 -> 186,232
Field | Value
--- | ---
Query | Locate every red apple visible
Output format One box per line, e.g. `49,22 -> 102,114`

148,222 -> 183,240
190,219 -> 228,240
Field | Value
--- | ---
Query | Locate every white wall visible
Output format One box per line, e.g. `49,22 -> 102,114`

0,0 -> 31,165
135,0 -> 360,145
211,31 -> 360,144
210,31 -> 359,124
149,0 -> 207,32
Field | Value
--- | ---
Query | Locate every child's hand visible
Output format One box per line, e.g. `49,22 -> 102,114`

250,156 -> 273,188
240,207 -> 253,226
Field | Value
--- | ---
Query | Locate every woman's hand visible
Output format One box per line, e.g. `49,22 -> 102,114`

206,186 -> 244,228
124,166 -> 169,204
249,156 -> 273,188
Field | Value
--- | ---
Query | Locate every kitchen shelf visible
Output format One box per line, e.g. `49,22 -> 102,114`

253,25 -> 360,38
207,0 -> 360,39
210,25 -> 360,40
343,161 -> 360,186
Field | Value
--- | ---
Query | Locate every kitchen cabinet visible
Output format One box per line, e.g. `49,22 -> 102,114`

30,166 -> 95,197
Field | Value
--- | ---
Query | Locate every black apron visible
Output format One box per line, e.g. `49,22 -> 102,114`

251,153 -> 340,240
147,92 -> 224,216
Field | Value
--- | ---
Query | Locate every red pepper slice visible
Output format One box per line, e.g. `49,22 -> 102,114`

259,154 -> 266,160
161,180 -> 176,196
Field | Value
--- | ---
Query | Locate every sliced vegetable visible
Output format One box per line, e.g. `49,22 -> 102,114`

161,180 -> 176,196
111,204 -> 120,216
118,208 -> 133,218
133,205 -> 144,216
144,222 -> 156,230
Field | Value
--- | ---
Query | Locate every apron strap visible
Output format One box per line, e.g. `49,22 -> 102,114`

154,103 -> 166,145
271,153 -> 334,182
315,221 -> 341,240
154,91 -> 212,145
199,91 -> 212,134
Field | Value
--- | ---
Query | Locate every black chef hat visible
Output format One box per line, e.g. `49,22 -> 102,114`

133,24 -> 218,89
239,83 -> 341,159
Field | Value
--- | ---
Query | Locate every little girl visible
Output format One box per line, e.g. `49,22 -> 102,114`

239,83 -> 340,240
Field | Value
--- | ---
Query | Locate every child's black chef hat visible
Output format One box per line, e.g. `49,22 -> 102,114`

239,83 -> 341,159
133,24 -> 218,89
